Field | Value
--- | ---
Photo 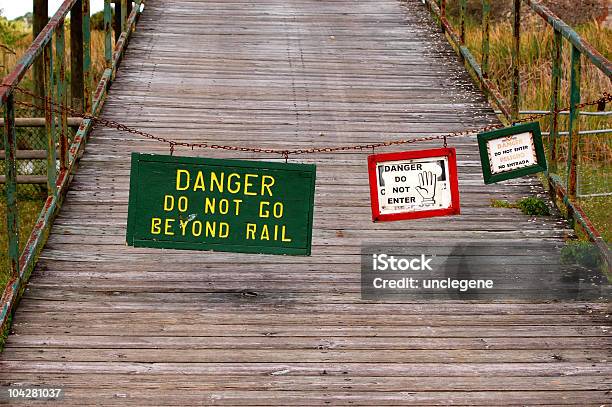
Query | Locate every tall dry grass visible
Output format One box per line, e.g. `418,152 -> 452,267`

2,28 -> 110,99
460,17 -> 612,162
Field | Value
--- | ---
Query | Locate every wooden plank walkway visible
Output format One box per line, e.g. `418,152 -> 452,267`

2,0 -> 610,405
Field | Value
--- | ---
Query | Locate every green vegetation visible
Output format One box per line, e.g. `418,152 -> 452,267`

0,15 -> 28,48
560,241 -> 603,271
490,199 -> 514,209
448,6 -> 611,241
0,315 -> 12,351
0,10 -> 110,294
491,197 -> 551,216
516,196 -> 551,216
0,188 -> 46,290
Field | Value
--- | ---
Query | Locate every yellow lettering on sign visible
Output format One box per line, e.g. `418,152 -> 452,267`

219,199 -> 229,215
261,175 -> 275,196
246,223 -> 256,239
151,218 -> 162,234
176,169 -> 190,190
164,218 -> 175,235
204,197 -> 216,214
219,222 -> 230,238
210,172 -> 224,193
273,202 -> 283,218
163,195 -> 174,211
205,221 -> 216,237
260,224 -> 270,240
227,173 -> 241,193
192,220 -> 202,236
244,174 -> 257,196
259,201 -> 270,218
179,218 -> 190,236
233,199 -> 242,216
177,196 -> 188,212
193,171 -> 206,191
281,225 -> 292,242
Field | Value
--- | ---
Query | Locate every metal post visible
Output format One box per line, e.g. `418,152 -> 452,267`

121,0 -> 128,33
56,18 -> 68,171
481,0 -> 490,77
566,45 -> 581,202
83,0 -> 92,114
548,30 -> 562,174
70,0 -> 84,112
33,0 -> 48,114
459,0 -> 466,44
44,42 -> 58,196
3,94 -> 19,277
104,0 -> 112,68
511,0 -> 521,121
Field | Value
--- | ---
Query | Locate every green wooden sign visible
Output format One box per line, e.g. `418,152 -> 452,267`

477,122 -> 547,184
126,153 -> 316,255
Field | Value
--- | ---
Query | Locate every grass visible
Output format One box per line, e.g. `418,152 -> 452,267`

446,6 -> 612,242
0,187 -> 46,290
490,197 -> 551,216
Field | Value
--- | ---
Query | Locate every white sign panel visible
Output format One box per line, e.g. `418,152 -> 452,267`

487,132 -> 538,175
376,157 -> 453,215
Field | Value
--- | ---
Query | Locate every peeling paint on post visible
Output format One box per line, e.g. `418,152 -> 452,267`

2,94 -> 19,278
121,0 -> 128,34
548,29 -> 563,174
43,42 -> 58,196
459,0 -> 466,44
56,18 -> 68,171
70,0 -> 83,111
82,0 -> 92,113
511,0 -> 520,121
481,0 -> 490,77
566,45 -> 581,203
104,0 -> 112,68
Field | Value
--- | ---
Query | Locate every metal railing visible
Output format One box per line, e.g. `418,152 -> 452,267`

1,0 -> 144,336
423,0 -> 611,270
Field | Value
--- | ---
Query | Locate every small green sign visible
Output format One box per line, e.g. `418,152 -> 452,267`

477,122 -> 547,184
126,153 -> 316,255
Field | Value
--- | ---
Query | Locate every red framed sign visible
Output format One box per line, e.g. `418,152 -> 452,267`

367,148 -> 460,222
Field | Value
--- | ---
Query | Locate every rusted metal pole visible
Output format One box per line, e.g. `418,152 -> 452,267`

114,0 -> 122,42
70,0 -> 84,111
43,42 -> 58,196
459,0 -> 466,44
511,0 -> 521,121
481,0 -> 490,77
33,0 -> 48,114
548,30 -> 562,174
56,18 -> 68,171
566,45 -> 581,203
83,0 -> 92,114
121,0 -> 128,34
3,93 -> 19,277
104,0 -> 112,68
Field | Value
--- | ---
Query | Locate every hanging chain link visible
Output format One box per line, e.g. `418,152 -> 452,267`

14,86 -> 612,157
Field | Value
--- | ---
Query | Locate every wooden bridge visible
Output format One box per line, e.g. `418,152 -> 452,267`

1,0 -> 610,405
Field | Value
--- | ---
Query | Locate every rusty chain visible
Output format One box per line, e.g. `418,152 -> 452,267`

13,86 -> 612,157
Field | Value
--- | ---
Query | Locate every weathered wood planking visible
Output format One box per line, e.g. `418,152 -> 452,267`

1,0 -> 610,405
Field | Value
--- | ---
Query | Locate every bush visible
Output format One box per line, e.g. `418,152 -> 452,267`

516,197 -> 551,216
